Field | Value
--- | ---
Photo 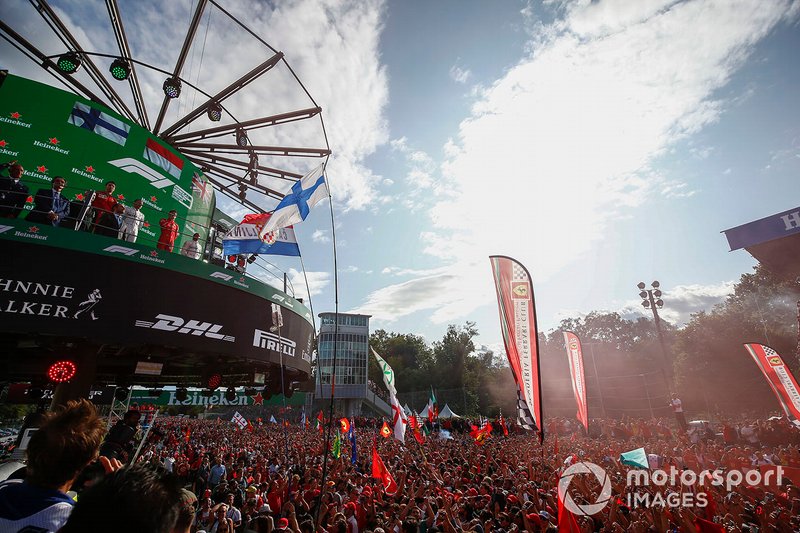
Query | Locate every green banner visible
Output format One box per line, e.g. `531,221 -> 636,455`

131,389 -> 306,407
0,74 -> 213,252
0,217 -> 312,324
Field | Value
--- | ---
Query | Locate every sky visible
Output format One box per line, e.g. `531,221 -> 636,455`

2,0 -> 799,355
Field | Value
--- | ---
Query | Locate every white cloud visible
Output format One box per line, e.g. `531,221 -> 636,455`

354,0 -> 795,326
449,64 -> 472,84
619,280 -> 735,325
312,229 -> 331,243
2,0 -> 389,213
287,268 -> 331,303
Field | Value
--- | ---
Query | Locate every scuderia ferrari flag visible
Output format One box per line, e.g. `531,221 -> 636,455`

489,255 -> 544,443
745,343 -> 800,427
563,331 -> 589,432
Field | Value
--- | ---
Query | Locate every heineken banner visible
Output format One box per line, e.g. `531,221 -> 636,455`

0,237 -> 314,373
129,389 -> 306,407
0,74 -> 214,252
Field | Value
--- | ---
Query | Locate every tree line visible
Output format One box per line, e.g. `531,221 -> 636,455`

368,265 -> 799,419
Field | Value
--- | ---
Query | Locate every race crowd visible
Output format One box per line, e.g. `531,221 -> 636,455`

1,399 -> 799,533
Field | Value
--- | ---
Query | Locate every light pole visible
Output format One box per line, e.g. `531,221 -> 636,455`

638,281 -> 673,390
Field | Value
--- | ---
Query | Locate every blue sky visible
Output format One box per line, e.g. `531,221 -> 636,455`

3,0 -> 799,354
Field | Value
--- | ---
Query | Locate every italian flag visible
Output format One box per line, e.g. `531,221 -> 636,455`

425,387 -> 438,422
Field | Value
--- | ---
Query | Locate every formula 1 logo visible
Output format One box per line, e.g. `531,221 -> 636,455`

210,271 -> 233,281
108,158 -> 174,189
135,313 -> 235,342
270,294 -> 294,308
104,245 -> 138,256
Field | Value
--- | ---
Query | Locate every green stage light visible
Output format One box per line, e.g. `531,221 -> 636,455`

57,52 -> 81,74
109,58 -> 131,80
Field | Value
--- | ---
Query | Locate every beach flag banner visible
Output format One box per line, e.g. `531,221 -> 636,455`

563,331 -> 589,432
490,256 -> 544,442
744,343 -> 800,426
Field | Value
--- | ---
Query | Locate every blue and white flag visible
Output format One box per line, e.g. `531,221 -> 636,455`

222,213 -> 301,256
262,164 -> 327,233
348,418 -> 357,465
68,101 -> 130,146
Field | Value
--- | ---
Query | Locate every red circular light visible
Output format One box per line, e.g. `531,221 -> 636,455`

207,373 -> 222,390
48,360 -> 77,383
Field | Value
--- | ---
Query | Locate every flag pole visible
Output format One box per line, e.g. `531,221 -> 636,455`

318,159 -> 339,522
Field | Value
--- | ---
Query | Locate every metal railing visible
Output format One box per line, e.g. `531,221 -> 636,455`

1,179 -> 298,297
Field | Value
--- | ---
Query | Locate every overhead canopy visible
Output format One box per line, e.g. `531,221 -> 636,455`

723,206 -> 800,278
438,404 -> 460,419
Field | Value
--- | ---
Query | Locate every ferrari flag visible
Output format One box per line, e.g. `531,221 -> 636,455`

744,343 -> 800,427
490,255 -> 544,443
563,331 -> 589,432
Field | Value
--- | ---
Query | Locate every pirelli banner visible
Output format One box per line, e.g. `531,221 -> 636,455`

0,238 -> 313,375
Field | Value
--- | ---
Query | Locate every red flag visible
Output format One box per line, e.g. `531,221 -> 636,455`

340,418 -> 351,434
489,256 -> 544,443
694,517 -> 725,533
380,421 -> 391,438
744,344 -> 800,426
316,411 -> 324,433
557,489 -> 581,533
184,427 -> 191,443
409,415 -> 425,444
371,444 -> 397,495
563,331 -> 589,432
499,415 -> 509,436
469,423 -> 493,445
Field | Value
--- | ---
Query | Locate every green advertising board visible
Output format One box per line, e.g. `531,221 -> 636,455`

130,389 -> 306,407
0,74 -> 214,251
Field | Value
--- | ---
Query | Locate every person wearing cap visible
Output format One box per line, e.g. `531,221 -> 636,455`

344,501 -> 359,533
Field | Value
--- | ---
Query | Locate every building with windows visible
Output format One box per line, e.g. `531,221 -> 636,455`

315,313 -> 390,417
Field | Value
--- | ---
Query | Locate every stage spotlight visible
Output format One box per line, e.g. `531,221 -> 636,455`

247,254 -> 257,264
236,129 -> 248,147
47,360 -> 77,383
238,183 -> 247,202
109,58 -> 131,80
56,52 -> 81,74
114,386 -> 130,401
207,102 -> 223,122
225,386 -> 236,402
163,76 -> 182,98
175,387 -> 188,401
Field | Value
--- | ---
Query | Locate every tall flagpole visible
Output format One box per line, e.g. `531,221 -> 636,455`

318,159 -> 339,521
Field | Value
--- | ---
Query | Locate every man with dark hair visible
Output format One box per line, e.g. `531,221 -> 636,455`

99,409 -> 141,462
94,202 -> 125,238
90,180 -> 117,224
158,209 -> 179,252
25,176 -> 70,226
0,161 -> 29,218
0,399 -> 106,532
59,462 -> 185,533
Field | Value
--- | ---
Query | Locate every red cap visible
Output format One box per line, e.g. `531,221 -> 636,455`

278,518 -> 289,529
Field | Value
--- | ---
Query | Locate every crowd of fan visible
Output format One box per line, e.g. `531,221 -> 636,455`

1,399 -> 799,533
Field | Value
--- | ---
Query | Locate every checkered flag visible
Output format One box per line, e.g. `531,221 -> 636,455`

512,263 -> 526,281
516,387 -> 537,431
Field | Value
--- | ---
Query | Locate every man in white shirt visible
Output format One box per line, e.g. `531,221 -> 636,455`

180,232 -> 202,260
670,394 -> 687,432
120,198 -> 145,243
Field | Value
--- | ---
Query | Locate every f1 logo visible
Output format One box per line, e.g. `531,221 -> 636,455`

104,245 -> 138,256
210,271 -> 233,281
